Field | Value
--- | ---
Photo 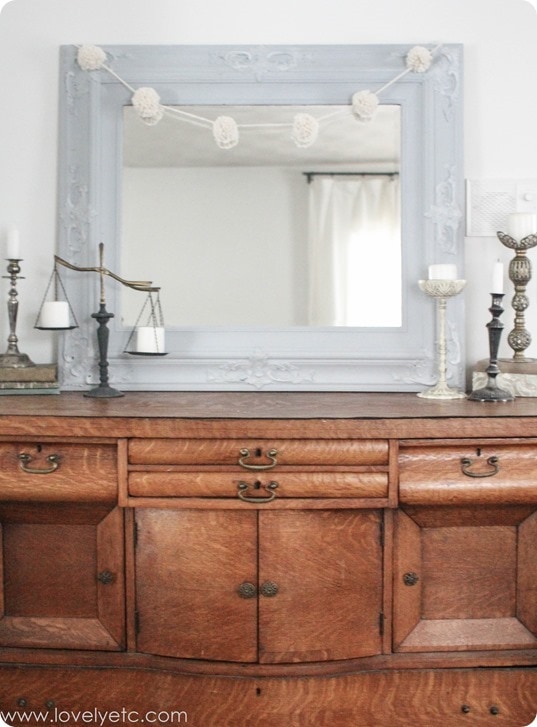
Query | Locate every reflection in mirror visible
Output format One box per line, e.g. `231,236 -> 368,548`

121,104 -> 401,328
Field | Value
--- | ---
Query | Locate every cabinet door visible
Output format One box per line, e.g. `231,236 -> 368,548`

258,510 -> 384,663
393,506 -> 537,652
135,509 -> 258,662
0,503 -> 124,650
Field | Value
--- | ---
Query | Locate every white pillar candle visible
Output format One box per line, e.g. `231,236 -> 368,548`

428,264 -> 458,280
136,326 -> 165,353
491,260 -> 504,294
40,301 -> 70,328
6,226 -> 20,259
507,213 -> 537,240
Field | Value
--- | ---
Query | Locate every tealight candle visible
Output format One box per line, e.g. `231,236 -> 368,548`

491,260 -> 504,294
6,226 -> 20,259
428,263 -> 458,280
507,213 -> 537,240
40,301 -> 70,328
136,326 -> 165,353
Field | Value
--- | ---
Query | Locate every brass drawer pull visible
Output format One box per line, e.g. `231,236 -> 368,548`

260,581 -> 279,597
460,455 -> 499,478
237,480 -> 278,503
238,448 -> 278,471
18,452 -> 60,475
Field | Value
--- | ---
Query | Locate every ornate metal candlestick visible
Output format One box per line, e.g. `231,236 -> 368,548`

469,294 -> 514,402
0,258 -> 35,368
417,278 -> 466,400
497,230 -> 537,361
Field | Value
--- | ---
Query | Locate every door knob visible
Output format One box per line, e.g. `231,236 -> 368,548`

260,581 -> 279,597
237,582 -> 257,599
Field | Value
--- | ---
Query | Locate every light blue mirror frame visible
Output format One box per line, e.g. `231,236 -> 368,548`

57,44 -> 464,391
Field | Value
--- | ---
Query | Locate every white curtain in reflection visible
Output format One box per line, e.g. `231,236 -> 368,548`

307,174 -> 401,326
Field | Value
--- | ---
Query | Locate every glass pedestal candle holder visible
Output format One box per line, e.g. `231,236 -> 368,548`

418,278 -> 466,400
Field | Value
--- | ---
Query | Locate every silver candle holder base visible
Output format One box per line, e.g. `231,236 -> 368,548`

418,278 -> 466,400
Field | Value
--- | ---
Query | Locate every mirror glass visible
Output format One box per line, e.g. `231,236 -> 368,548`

121,104 -> 401,328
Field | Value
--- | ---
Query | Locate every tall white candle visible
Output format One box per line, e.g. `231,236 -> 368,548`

491,260 -> 504,294
428,263 -> 458,280
136,326 -> 165,353
507,213 -> 537,240
6,226 -> 20,259
40,301 -> 70,328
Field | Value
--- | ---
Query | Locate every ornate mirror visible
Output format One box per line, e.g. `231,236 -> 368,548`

58,44 -> 464,391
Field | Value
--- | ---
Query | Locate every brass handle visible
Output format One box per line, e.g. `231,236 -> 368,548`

238,448 -> 278,471
237,481 -> 278,503
260,581 -> 279,597
18,452 -> 60,475
97,570 -> 115,585
460,455 -> 499,478
403,572 -> 419,586
237,582 -> 257,599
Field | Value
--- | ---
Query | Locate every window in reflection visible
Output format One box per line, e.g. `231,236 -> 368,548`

308,174 -> 401,327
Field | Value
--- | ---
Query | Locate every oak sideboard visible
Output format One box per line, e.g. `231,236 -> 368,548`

1,392 -> 537,726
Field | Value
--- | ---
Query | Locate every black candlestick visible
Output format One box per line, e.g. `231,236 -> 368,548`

469,294 -> 514,402
85,302 -> 123,398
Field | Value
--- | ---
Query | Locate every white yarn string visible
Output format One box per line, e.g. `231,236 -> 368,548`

75,43 -> 440,143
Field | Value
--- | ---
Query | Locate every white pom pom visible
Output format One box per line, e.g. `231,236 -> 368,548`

77,45 -> 107,71
406,46 -> 433,73
351,90 -> 379,122
213,116 -> 239,149
291,113 -> 319,148
132,87 -> 164,126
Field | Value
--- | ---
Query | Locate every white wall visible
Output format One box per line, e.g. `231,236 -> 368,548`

0,0 -> 536,376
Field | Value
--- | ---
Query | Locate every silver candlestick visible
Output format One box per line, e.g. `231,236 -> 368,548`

0,259 -> 35,368
497,230 -> 537,361
417,278 -> 466,400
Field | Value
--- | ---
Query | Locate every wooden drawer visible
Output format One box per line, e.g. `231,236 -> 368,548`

399,442 -> 537,505
0,442 -> 117,502
128,471 -> 388,499
128,438 -> 388,467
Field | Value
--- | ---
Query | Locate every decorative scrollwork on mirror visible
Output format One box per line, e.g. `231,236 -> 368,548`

57,44 -> 464,391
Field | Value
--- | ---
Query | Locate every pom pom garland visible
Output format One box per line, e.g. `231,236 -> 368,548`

77,45 -> 107,71
406,46 -> 433,73
132,87 -> 164,126
76,43 -> 438,146
292,113 -> 319,148
213,116 -> 239,149
351,90 -> 379,122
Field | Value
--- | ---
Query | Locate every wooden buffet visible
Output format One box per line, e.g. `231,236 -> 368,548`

1,391 -> 537,726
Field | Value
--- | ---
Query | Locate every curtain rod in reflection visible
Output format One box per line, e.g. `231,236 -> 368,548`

303,172 -> 399,184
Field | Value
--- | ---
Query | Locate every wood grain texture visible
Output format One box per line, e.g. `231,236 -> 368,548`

0,442 -> 117,502
258,510 -> 383,663
0,504 -> 124,651
135,509 -> 258,662
1,666 -> 537,726
400,443 -> 537,505
394,506 -> 537,654
3,392 -> 537,441
128,471 -> 388,498
128,437 -> 388,465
